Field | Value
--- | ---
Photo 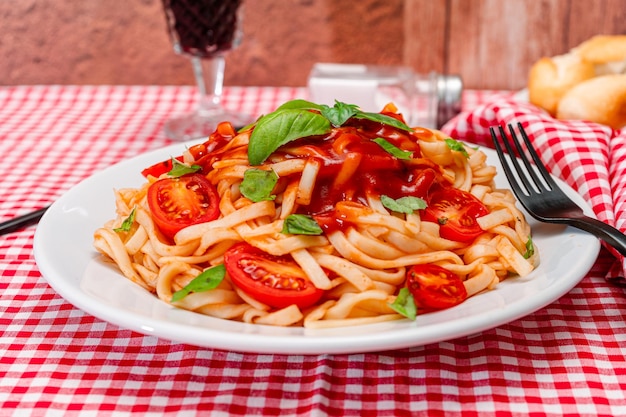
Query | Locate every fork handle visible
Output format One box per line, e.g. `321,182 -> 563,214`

571,216 -> 626,256
0,206 -> 49,236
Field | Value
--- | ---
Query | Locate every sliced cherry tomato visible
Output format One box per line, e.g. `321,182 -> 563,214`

406,264 -> 467,310
422,187 -> 489,242
141,156 -> 185,178
223,243 -> 324,309
147,174 -> 220,239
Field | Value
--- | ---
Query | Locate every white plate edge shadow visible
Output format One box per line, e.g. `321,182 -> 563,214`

33,142 -> 600,355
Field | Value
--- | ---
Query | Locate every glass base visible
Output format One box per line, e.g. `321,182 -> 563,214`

163,109 -> 254,142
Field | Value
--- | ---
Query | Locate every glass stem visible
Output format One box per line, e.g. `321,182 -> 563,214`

192,55 -> 225,115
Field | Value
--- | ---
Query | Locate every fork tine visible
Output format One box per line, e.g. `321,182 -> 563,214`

490,126 -> 510,175
490,126 -> 529,196
493,125 -> 537,196
505,124 -> 549,193
514,123 -> 559,190
490,126 -> 513,177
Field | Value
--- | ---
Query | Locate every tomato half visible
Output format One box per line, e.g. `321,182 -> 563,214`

223,243 -> 325,309
422,187 -> 489,242
147,174 -> 220,239
406,264 -> 467,310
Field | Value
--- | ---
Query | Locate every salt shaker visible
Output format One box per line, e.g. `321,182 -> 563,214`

308,63 -> 463,129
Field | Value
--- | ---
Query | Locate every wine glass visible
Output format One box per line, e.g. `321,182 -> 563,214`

161,0 -> 253,141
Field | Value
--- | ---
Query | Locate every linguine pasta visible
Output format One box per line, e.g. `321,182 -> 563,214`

94,101 -> 538,328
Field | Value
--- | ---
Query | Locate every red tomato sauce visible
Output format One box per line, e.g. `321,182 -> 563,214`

276,123 -> 447,233
157,118 -> 455,235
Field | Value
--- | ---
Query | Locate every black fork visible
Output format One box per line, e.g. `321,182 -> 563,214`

490,123 -> 626,256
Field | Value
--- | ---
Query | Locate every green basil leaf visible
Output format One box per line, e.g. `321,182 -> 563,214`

248,109 -> 331,165
320,101 -> 359,126
168,157 -> 201,177
282,214 -> 323,235
354,110 -> 412,131
523,236 -> 535,259
381,195 -> 427,214
372,138 -> 412,160
389,287 -> 417,320
444,138 -> 469,158
171,264 -> 226,303
276,99 -> 324,111
238,120 -> 258,133
113,207 -> 136,232
240,168 -> 279,202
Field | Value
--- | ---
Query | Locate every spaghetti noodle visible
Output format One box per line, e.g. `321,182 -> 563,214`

94,100 -> 538,328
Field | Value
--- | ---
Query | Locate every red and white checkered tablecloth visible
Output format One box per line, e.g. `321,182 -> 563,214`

442,94 -> 626,284
1,85 -> 625,416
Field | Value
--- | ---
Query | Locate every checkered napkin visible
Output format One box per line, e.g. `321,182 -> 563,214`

440,96 -> 626,285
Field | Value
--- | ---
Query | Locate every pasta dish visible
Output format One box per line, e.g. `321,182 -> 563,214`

94,100 -> 538,328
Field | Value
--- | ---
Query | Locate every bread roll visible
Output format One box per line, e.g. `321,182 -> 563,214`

576,35 -> 626,60
556,74 -> 626,129
528,54 -> 595,116
528,34 -> 626,127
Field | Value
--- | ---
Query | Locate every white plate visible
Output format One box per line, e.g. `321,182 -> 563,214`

34,143 -> 600,354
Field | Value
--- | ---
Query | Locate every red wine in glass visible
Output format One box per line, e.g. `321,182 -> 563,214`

161,0 -> 252,141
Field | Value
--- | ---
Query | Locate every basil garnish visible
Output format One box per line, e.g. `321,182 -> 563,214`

355,111 -> 412,132
248,109 -> 331,166
373,138 -> 412,160
389,287 -> 417,320
282,214 -> 323,235
444,138 -> 469,158
113,207 -> 136,233
275,99 -> 324,111
320,101 -> 359,126
381,195 -> 427,214
168,158 -> 201,177
523,236 -> 535,259
170,264 -> 226,303
248,100 -> 413,165
240,169 -> 279,202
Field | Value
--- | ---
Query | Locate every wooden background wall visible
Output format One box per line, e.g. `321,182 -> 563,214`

406,0 -> 626,89
1,0 -> 625,90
